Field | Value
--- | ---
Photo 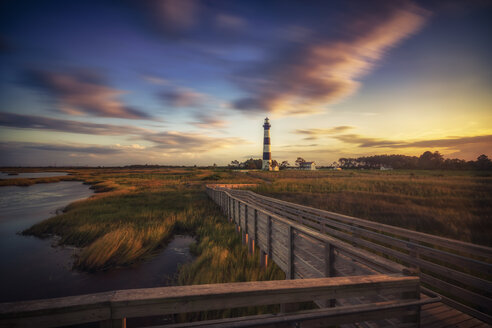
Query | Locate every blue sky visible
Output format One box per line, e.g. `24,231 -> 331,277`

1,0 -> 491,166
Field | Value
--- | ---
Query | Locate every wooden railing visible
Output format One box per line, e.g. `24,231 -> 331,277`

0,275 -> 426,328
207,186 -> 410,278
206,185 -> 492,324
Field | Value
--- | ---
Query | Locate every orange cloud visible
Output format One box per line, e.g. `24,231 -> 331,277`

234,2 -> 429,116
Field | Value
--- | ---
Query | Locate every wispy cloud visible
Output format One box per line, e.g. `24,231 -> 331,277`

233,2 -> 429,116
189,112 -> 227,129
135,0 -> 199,40
141,75 -> 170,86
0,113 -> 150,135
215,13 -> 246,30
332,134 -> 492,150
0,112 -> 235,153
295,126 -> 354,140
160,88 -> 207,108
0,141 -> 124,155
24,69 -> 151,119
143,131 -> 246,153
157,83 -> 229,129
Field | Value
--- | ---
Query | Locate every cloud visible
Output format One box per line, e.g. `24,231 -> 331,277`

160,88 -> 207,107
143,131 -> 246,153
0,112 -> 150,135
141,75 -> 170,86
0,142 -> 124,155
136,0 -> 199,39
189,113 -> 227,129
295,126 -> 354,140
25,143 -> 123,154
332,133 -> 492,152
403,135 -> 492,149
333,134 -> 402,147
24,69 -> 151,119
215,14 -> 246,30
232,1 -> 429,115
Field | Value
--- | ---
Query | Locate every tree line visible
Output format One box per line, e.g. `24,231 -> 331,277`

338,152 -> 492,170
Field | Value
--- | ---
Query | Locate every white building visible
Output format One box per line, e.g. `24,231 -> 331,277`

300,162 -> 316,170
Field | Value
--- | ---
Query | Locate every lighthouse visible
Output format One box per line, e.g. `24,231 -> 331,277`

262,117 -> 272,170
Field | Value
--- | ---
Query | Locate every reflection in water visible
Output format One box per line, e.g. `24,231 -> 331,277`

0,182 -> 194,302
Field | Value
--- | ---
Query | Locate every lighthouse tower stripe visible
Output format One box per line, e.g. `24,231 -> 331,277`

262,117 -> 272,170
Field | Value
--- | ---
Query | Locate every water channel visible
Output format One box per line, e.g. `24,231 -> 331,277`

0,179 -> 194,302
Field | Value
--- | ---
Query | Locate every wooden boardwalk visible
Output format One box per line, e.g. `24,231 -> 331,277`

207,185 -> 492,327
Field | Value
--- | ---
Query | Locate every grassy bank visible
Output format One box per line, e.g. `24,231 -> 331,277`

20,168 -> 281,285
250,170 -> 492,246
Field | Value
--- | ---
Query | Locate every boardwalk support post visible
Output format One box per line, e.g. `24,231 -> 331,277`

324,242 -> 336,307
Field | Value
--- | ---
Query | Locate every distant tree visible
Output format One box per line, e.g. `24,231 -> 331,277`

230,160 -> 240,168
475,154 -> 492,170
339,157 -> 358,169
418,151 -> 444,169
271,160 -> 279,169
280,161 -> 290,169
242,158 -> 263,169
295,157 -> 306,167
333,152 -> 491,171
443,158 -> 467,170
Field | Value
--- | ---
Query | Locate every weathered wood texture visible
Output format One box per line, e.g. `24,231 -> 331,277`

206,185 -> 492,325
0,275 -> 422,328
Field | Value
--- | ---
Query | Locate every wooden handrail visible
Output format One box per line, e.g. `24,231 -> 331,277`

0,275 -> 423,328
213,187 -> 408,275
241,189 -> 491,259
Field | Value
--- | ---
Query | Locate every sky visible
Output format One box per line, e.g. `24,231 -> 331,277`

0,0 -> 491,166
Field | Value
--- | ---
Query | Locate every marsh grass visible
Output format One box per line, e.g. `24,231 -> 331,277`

251,170 -> 492,245
21,168 -> 278,278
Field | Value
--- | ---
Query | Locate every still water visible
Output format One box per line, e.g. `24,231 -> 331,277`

0,171 -> 68,179
0,181 -> 194,302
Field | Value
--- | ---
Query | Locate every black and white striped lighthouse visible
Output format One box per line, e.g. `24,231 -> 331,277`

262,117 -> 272,170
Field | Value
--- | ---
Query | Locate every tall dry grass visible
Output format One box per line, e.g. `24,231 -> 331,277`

22,167 -> 276,278
252,170 -> 492,246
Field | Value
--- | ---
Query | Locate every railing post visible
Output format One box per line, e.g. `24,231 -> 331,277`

100,318 -> 126,328
287,226 -> 294,279
324,242 -> 334,277
281,225 -> 299,313
408,239 -> 421,274
254,209 -> 258,246
267,215 -> 272,261
245,203 -> 248,234
229,196 -> 232,222
260,250 -> 267,268
401,283 -> 421,327
324,242 -> 336,307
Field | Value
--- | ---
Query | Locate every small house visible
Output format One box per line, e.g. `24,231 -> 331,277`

300,161 -> 316,170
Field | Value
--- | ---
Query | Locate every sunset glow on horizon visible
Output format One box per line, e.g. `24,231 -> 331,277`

1,0 -> 491,166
